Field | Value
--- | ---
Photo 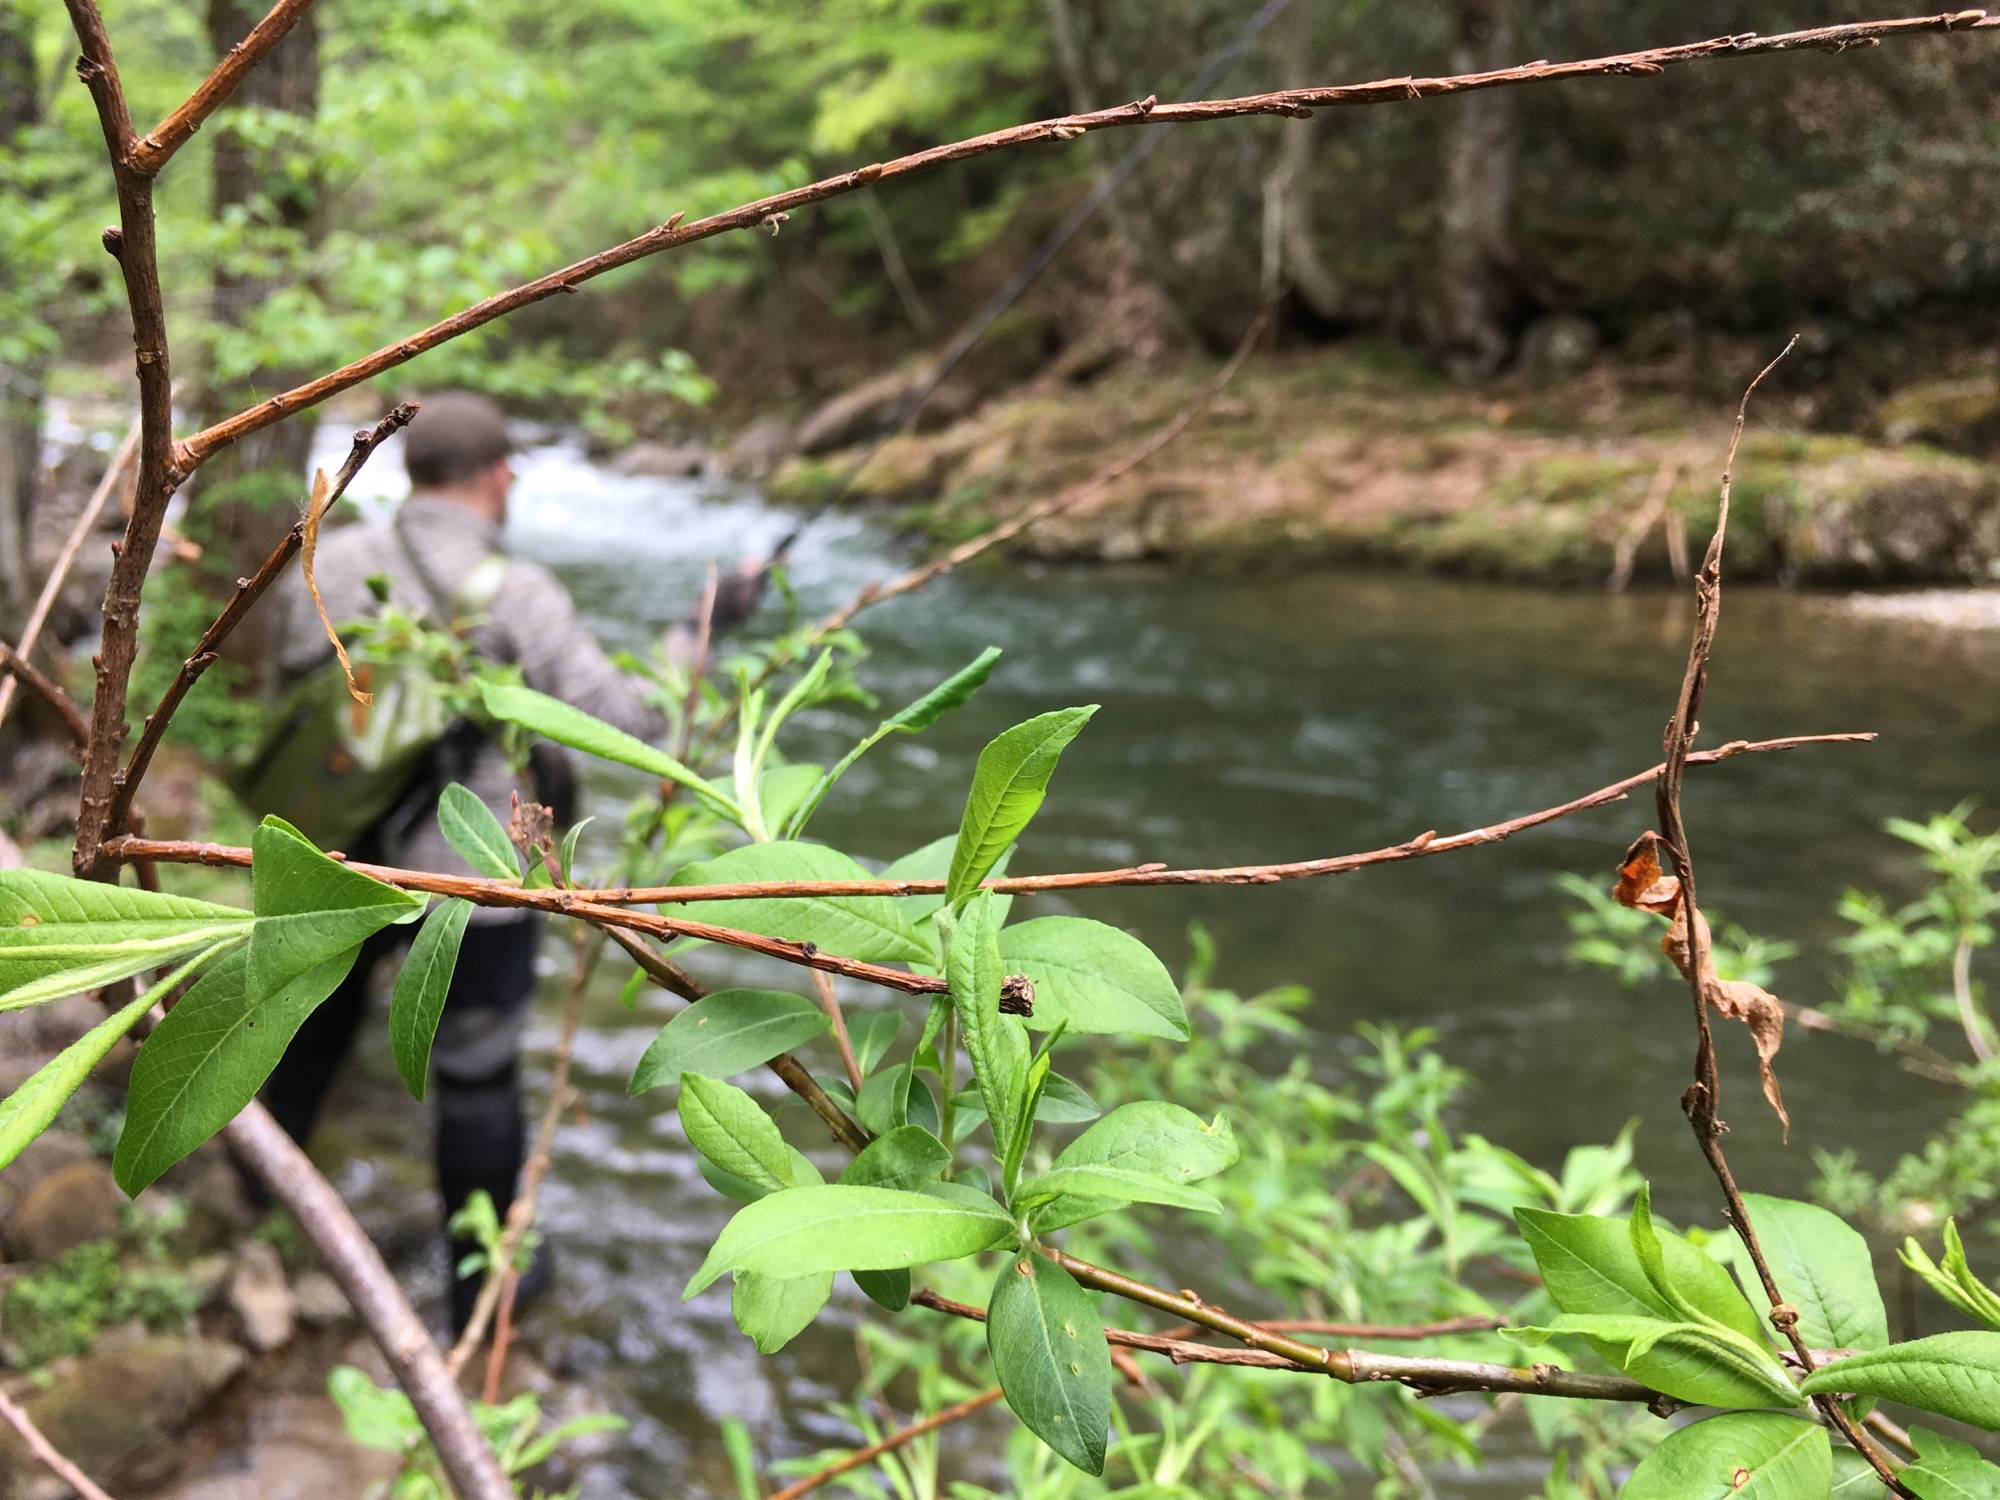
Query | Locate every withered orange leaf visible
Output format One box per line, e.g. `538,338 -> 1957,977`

1614,833 -> 1681,915
1715,979 -> 1790,1139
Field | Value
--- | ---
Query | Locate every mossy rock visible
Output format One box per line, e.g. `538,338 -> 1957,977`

1876,372 -> 2000,456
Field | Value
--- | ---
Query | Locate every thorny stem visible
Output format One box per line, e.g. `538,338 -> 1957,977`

1660,342 -> 1912,1497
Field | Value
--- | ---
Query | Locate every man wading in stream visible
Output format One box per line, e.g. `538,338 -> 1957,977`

258,391 -> 762,1334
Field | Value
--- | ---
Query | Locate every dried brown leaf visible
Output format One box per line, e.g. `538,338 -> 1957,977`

300,467 -> 370,707
508,793 -> 556,873
1715,979 -> 1790,1138
1614,833 -> 1682,914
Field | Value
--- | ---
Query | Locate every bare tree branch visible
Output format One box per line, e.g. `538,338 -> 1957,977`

767,1386 -> 1005,1500
127,0 -> 316,176
172,11 -> 1998,475
107,404 -> 417,833
0,642 -> 89,751
0,412 -> 139,735
98,731 -> 1874,913
224,1101 -> 514,1500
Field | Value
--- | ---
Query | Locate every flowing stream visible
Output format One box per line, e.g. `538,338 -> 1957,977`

316,437 -> 2000,1497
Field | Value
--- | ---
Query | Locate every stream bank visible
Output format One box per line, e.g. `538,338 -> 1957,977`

757,349 -> 2000,586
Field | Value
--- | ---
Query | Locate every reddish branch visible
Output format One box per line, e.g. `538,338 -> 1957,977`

174,10 -> 1997,474
62,0 -> 182,883
0,1389 -> 119,1500
99,731 -> 1871,915
107,405 -> 417,834
128,0 -> 317,176
909,1287 -> 1673,1409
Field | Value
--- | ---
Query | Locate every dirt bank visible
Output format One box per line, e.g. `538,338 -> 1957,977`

762,350 -> 2000,586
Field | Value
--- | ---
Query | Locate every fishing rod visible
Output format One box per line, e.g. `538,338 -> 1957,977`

764,0 -> 1298,565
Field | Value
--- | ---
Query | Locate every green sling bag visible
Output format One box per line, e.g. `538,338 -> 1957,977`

226,517 -> 508,852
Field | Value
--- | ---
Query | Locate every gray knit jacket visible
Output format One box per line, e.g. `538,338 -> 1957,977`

275,495 -> 667,911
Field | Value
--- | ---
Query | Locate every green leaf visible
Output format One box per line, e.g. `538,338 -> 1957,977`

630,990 -> 829,1093
987,1251 -> 1110,1475
0,868 -> 251,1011
840,1125 -> 951,1191
115,943 -> 359,1194
1034,1073 -> 1101,1124
388,898 -> 472,1101
783,648 -> 1002,837
846,1009 -> 902,1074
1053,1100 -> 1236,1177
731,1271 -> 833,1353
946,707 -> 1097,905
1516,1205 -> 1770,1348
881,836 -> 1015,937
853,1268 -> 911,1312
699,1146 -> 822,1205
0,945 -> 223,1174
668,842 -> 930,964
684,1184 -> 1012,1296
329,1365 -> 422,1451
248,817 -> 422,1003
479,681 -> 738,818
1902,1424 -> 2000,1499
437,784 -> 520,880
679,1074 -> 796,1194
949,893 -> 1028,1173
1829,1447 -> 1887,1498
1741,1193 -> 1888,1353
1017,1165 -> 1221,1215
1902,1220 -> 2000,1333
997,917 -> 1187,1039
1521,1314 -> 1801,1410
758,763 -> 824,837
1801,1333 -> 2000,1430
856,1063 -> 935,1136
1620,1412 -> 1830,1499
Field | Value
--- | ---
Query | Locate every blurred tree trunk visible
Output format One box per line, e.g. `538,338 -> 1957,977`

1432,0 -> 1518,380
194,0 -> 322,668
1263,1 -> 1345,321
0,0 -> 42,623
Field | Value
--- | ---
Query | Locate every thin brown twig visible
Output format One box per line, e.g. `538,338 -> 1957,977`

449,926 -> 601,1381
127,0 -> 316,176
813,970 -> 865,1094
815,302 -> 1273,637
1150,1313 -> 1508,1342
106,405 -> 418,837
0,643 -> 90,752
909,1287 -> 1673,1408
173,11 -> 2000,475
767,1386 -> 1005,1500
61,0 -> 180,883
603,926 -> 873,1154
1658,343 -> 1913,1499
0,413 -> 140,735
0,1387 -> 119,1500
100,732 -> 1874,915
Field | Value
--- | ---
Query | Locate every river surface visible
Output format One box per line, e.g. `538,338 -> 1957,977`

318,437 -> 2000,1497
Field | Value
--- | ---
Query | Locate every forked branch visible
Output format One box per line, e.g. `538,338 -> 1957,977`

128,0 -> 318,176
